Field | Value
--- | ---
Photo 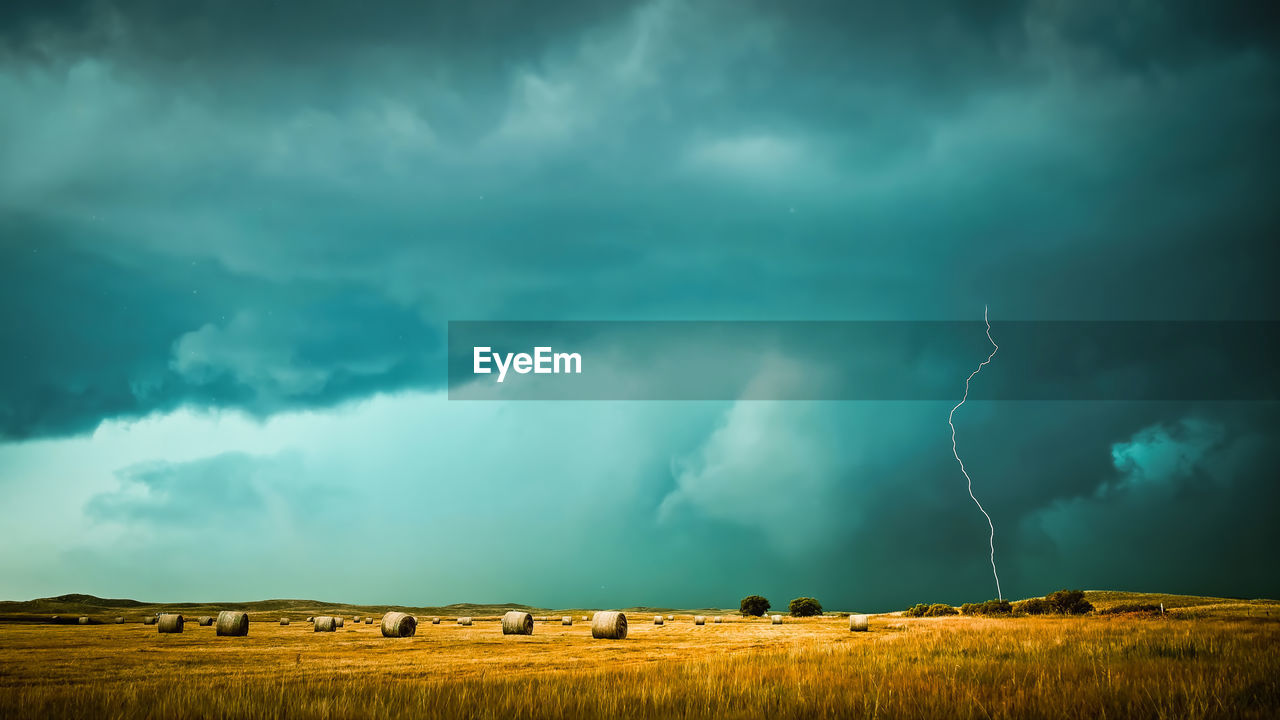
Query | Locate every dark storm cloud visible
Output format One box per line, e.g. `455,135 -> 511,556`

0,227 -> 440,439
2,0 -> 1277,437
0,0 -> 1278,607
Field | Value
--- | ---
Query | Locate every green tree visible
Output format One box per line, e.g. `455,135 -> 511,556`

903,603 -> 931,617
1014,598 -> 1051,615
739,595 -> 771,617
1046,589 -> 1093,615
788,597 -> 823,617
924,603 -> 958,617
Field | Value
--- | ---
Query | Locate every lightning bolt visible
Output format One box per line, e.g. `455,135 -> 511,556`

948,305 -> 1002,601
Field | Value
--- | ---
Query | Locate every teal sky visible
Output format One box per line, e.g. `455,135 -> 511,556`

1,1 -> 1277,611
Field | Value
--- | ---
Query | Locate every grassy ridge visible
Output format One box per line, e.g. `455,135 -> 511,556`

7,590 -> 1273,623
0,593 -> 747,624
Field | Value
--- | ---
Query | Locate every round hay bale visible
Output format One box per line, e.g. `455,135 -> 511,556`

380,612 -> 417,638
581,615 -> 590,621
158,614 -> 184,633
280,618 -> 290,626
771,615 -> 782,624
354,616 -> 362,623
653,615 -> 664,625
591,611 -> 627,639
850,614 -> 869,632
562,616 -> 573,626
457,617 -> 473,626
432,617 -> 441,624
51,615 -> 60,623
314,616 -> 337,632
216,611 -> 249,637
335,617 -> 345,628
502,611 -> 534,635
667,615 -> 674,621
78,616 -> 90,625
114,617 -> 126,624
694,616 -> 706,625
143,616 -> 158,625
714,616 -> 723,623
197,616 -> 214,627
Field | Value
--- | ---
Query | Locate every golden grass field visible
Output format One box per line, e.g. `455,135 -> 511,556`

1,593 -> 1277,719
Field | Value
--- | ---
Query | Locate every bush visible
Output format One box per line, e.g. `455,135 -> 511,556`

1014,598 -> 1052,615
962,599 -> 1012,616
788,597 -> 823,617
904,603 -> 958,617
740,595 -> 771,617
903,603 -> 931,618
979,599 -> 1012,615
1046,589 -> 1094,615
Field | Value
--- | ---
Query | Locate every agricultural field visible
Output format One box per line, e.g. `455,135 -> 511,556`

0,592 -> 1277,719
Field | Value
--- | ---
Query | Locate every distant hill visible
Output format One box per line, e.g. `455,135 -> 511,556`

1081,590 -> 1277,612
0,594 -> 734,623
6,591 -> 1273,624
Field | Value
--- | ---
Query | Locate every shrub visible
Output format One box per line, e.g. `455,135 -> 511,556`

924,604 -> 958,617
1046,589 -> 1094,615
788,597 -> 823,617
979,599 -> 1012,615
962,599 -> 1012,616
740,595 -> 771,617
1014,598 -> 1052,615
903,604 -> 931,618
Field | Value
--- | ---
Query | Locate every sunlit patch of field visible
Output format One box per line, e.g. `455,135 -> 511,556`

1,606 -> 1278,719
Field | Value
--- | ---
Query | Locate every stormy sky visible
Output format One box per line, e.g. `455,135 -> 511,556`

1,0 -> 1277,610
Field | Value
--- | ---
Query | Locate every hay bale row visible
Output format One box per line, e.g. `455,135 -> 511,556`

216,611 -> 249,637
850,614 -> 869,632
158,614 -> 184,633
502,611 -> 534,635
591,611 -> 627,639
381,612 -> 417,638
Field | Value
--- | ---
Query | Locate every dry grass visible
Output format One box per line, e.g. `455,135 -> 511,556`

0,608 -> 1277,719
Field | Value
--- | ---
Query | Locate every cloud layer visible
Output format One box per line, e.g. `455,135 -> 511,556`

1,0 -> 1277,607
